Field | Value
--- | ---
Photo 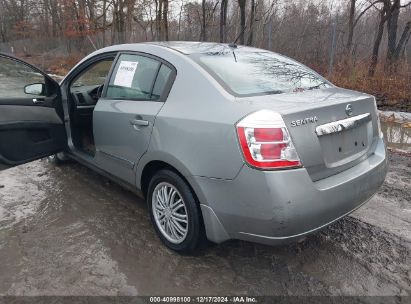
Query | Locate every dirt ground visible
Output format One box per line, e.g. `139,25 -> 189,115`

0,150 -> 409,297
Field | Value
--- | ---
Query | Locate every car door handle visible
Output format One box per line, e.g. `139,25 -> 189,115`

32,98 -> 45,104
130,119 -> 149,127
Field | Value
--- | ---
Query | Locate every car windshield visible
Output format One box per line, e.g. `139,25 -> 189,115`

194,49 -> 331,96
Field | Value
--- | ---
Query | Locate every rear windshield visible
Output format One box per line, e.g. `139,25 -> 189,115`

193,49 -> 331,97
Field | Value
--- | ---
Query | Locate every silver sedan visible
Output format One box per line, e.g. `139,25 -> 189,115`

0,42 -> 387,253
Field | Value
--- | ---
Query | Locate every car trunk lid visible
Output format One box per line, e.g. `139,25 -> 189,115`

237,88 -> 380,181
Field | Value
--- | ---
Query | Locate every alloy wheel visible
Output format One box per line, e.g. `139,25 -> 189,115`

152,182 -> 189,244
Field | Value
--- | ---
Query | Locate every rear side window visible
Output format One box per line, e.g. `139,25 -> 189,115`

106,54 -> 172,101
152,64 -> 172,100
193,49 -> 331,97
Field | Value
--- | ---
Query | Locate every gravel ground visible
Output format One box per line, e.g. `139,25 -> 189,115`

0,151 -> 409,297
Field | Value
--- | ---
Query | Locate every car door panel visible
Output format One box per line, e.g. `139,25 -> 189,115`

92,53 -> 175,185
0,54 -> 66,170
0,105 -> 65,165
0,105 -> 62,123
93,99 -> 164,184
0,92 -> 60,107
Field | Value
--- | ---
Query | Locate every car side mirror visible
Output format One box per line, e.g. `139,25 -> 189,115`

24,83 -> 45,96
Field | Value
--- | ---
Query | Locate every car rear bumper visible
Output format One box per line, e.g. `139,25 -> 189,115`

193,137 -> 388,245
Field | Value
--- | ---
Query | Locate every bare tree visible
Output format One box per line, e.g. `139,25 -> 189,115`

346,0 -> 357,55
238,0 -> 246,45
177,0 -> 184,40
386,0 -> 411,67
247,0 -> 256,46
346,0 -> 379,56
162,0 -> 169,41
154,0 -> 168,41
200,0 -> 207,41
155,0 -> 162,40
0,0 -> 410,103
369,3 -> 388,76
112,0 -> 127,43
220,0 -> 228,42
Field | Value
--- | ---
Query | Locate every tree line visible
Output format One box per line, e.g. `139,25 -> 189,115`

0,0 -> 411,77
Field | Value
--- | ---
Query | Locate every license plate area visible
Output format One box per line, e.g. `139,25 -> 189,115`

317,118 -> 373,168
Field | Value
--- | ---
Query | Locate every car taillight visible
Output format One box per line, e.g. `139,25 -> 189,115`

236,110 -> 302,170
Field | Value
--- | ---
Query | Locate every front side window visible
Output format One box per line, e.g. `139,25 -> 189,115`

0,56 -> 45,98
72,59 -> 114,88
193,49 -> 331,97
106,54 -> 172,101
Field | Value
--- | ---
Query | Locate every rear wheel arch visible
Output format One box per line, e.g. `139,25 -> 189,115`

141,160 -> 173,198
142,161 -> 209,252
140,160 -> 198,204
138,158 -> 232,246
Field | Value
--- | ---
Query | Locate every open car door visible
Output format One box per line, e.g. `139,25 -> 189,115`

0,54 -> 66,171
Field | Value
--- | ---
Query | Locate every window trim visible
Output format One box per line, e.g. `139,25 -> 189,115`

102,51 -> 177,103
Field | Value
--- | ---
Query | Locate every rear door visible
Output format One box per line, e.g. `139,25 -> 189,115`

0,54 -> 66,170
93,52 -> 175,184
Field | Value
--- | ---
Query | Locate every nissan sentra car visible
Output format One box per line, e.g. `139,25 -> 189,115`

0,42 -> 387,253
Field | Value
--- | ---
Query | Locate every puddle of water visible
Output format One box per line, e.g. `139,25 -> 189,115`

379,110 -> 411,153
381,121 -> 411,153
0,162 -> 49,229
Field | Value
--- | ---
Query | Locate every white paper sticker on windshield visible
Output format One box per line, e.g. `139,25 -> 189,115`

113,61 -> 138,88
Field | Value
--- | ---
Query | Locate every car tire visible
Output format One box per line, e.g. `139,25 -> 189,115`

147,169 -> 203,253
48,152 -> 69,165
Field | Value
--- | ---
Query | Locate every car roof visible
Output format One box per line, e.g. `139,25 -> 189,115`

97,41 -> 254,56
147,41 -> 240,55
